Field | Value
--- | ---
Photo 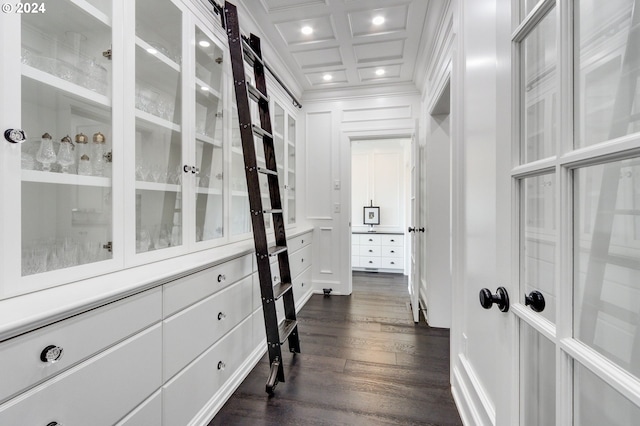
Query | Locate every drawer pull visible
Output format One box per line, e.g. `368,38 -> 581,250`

301,258 -> 304,262
301,282 -> 304,287
218,312 -> 226,320
46,422 -> 61,426
368,249 -> 373,252
217,361 -> 226,370
40,345 -> 64,363
390,239 -> 395,242
217,274 -> 226,283
391,250 -> 395,253
368,239 -> 373,242
301,239 -> 304,244
369,261 -> 373,264
391,262 -> 395,265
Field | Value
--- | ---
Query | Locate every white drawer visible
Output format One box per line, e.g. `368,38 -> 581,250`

360,256 -> 381,268
163,317 -> 253,426
0,324 -> 162,426
293,266 -> 312,307
359,234 -> 381,245
352,255 -> 360,268
289,244 -> 311,279
288,231 -> 312,251
0,288 -> 162,404
163,276 -> 253,380
381,257 -> 403,269
116,389 -> 161,426
381,234 -> 403,246
359,245 -> 381,257
163,253 -> 253,317
382,245 -> 403,258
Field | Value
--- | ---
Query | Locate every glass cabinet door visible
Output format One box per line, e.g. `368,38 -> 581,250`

134,0 -> 183,253
287,113 -> 296,225
18,0 -> 114,293
194,27 -> 224,243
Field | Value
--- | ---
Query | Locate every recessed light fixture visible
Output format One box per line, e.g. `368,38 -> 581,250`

375,69 -> 385,76
372,16 -> 385,25
198,40 -> 211,48
301,26 -> 313,35
323,74 -> 333,81
201,86 -> 209,91
146,47 -> 158,55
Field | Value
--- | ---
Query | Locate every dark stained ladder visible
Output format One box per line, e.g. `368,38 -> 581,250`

222,1 -> 301,395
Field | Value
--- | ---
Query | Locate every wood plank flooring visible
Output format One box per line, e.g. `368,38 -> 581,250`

209,272 -> 462,426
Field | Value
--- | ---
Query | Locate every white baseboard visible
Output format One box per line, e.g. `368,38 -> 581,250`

451,354 -> 496,426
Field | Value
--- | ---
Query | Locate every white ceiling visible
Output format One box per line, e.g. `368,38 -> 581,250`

238,0 -> 437,95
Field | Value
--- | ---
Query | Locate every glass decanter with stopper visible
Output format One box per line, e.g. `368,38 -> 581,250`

36,132 -> 57,171
56,135 -> 75,173
91,132 -> 105,176
75,133 -> 91,176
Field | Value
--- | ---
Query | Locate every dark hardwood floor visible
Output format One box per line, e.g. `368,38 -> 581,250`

209,271 -> 462,426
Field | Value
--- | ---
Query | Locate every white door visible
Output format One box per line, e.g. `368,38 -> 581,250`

409,135 -> 420,323
510,0 -> 640,424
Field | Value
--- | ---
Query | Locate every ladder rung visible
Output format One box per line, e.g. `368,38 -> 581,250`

257,167 -> 278,176
247,84 -> 269,104
242,38 -> 264,67
278,319 -> 297,344
263,208 -> 283,214
252,124 -> 273,140
273,282 -> 293,300
268,245 -> 288,257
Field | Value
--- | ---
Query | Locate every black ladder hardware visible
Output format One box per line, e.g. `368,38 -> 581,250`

223,1 -> 300,395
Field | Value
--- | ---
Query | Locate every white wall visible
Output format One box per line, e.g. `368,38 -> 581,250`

351,139 -> 409,234
304,91 -> 420,295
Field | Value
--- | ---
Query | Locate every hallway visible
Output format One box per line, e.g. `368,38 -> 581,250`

210,272 -> 462,425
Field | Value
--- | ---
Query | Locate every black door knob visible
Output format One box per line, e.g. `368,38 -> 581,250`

479,287 -> 509,312
418,227 -> 425,232
525,290 -> 545,312
408,227 -> 416,232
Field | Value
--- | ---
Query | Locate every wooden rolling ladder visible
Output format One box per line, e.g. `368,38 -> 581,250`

222,1 -> 301,395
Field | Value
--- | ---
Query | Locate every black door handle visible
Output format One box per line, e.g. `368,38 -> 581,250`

408,227 -> 416,232
525,290 -> 545,312
479,287 -> 509,312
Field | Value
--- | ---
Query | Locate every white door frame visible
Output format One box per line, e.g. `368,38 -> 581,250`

342,128 -> 417,309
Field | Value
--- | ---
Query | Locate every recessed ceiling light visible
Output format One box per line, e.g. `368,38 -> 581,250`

301,26 -> 313,35
201,86 -> 209,91
323,74 -> 333,81
198,40 -> 210,48
375,69 -> 385,76
146,47 -> 158,55
372,16 -> 385,25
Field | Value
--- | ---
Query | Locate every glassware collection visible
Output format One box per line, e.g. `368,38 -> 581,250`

23,132 -> 109,176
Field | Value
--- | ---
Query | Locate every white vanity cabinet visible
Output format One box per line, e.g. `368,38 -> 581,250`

352,232 -> 404,273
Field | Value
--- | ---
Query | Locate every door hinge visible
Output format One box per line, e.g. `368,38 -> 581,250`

103,48 -> 112,60
102,241 -> 113,252
104,151 -> 113,163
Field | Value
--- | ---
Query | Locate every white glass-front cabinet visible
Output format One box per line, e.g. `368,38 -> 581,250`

272,101 -> 297,225
0,0 -> 299,300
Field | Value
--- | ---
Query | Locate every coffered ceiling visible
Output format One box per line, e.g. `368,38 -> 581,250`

238,0 -> 439,95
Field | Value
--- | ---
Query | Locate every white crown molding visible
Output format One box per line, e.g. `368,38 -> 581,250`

302,81 -> 419,103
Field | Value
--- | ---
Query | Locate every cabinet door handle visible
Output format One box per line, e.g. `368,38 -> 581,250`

390,239 -> 395,242
301,258 -> 304,263
390,250 -> 395,253
40,345 -> 64,363
46,422 -> 61,426
218,312 -> 226,320
368,249 -> 373,252
368,261 -> 373,264
183,164 -> 191,173
217,274 -> 226,283
391,262 -> 395,265
217,361 -> 226,370
4,128 -> 26,144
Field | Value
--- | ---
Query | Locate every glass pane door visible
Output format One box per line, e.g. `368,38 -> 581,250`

134,0 -> 183,253
20,1 -> 114,282
194,27 -> 224,243
287,113 -> 296,225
